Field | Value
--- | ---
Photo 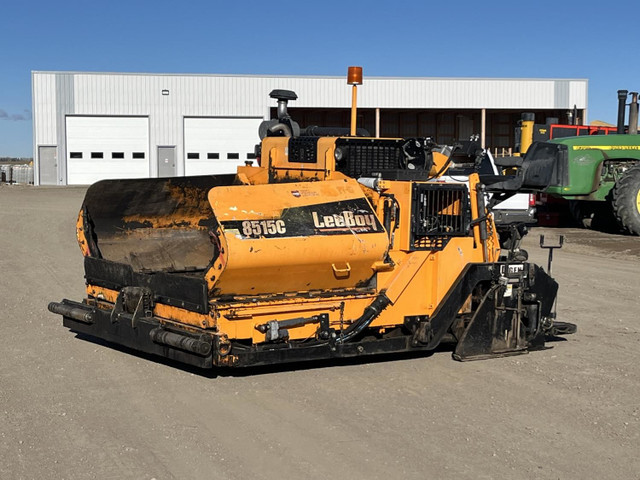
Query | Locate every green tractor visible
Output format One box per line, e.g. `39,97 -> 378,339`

522,90 -> 640,234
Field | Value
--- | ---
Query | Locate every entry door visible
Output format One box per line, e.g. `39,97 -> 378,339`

157,146 -> 176,177
38,146 -> 58,185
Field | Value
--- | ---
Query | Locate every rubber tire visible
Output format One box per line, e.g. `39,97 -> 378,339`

611,163 -> 640,236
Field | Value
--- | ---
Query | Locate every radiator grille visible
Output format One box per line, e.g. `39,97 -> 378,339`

334,138 -> 403,178
288,137 -> 319,163
411,184 -> 470,251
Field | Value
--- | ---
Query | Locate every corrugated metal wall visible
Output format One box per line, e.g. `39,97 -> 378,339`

32,71 -> 589,184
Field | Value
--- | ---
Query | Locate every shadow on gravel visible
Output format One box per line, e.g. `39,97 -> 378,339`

75,332 -> 451,378
545,335 -> 569,343
74,332 -> 571,378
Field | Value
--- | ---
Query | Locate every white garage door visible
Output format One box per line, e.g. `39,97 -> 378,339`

184,117 -> 262,176
66,116 -> 149,185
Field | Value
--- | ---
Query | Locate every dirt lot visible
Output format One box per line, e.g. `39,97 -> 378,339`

1,184 -> 639,480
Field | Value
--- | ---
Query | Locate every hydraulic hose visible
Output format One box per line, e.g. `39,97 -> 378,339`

335,292 -> 391,344
428,155 -> 454,180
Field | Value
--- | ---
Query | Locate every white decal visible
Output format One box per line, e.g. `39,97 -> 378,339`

241,219 -> 286,237
312,211 -> 378,230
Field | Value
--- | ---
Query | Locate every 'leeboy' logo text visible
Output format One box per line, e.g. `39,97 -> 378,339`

312,210 -> 379,233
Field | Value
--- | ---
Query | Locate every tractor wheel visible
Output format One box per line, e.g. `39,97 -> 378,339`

611,163 -> 640,235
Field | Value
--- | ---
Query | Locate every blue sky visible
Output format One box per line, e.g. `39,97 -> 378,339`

0,0 -> 637,157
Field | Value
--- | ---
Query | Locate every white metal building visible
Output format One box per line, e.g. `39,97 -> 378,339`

31,71 -> 588,185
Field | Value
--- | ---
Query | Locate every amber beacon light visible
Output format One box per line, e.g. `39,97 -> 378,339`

348,66 -> 363,136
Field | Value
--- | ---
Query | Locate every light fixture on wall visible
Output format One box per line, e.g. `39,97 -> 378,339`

161,89 -> 170,96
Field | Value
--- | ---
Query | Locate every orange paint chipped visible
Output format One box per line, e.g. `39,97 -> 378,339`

86,284 -> 213,329
76,209 -> 91,257
154,303 -> 213,328
86,285 -> 119,303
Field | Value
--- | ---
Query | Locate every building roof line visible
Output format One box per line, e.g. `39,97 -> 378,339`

30,71 -> 588,83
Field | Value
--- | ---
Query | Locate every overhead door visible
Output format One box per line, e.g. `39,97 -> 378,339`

66,116 -> 149,185
184,117 -> 262,176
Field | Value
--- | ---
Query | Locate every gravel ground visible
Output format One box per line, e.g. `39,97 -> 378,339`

1,184 -> 639,480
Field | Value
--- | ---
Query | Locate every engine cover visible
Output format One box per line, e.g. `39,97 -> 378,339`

206,178 -> 389,296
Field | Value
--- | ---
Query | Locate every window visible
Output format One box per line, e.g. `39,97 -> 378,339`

227,153 -> 239,160
187,153 -> 200,159
112,152 -> 124,159
91,152 -> 103,159
70,152 -> 82,159
132,152 -> 145,159
207,153 -> 219,159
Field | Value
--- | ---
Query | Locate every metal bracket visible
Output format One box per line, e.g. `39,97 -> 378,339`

110,292 -> 124,324
539,235 -> 564,276
317,313 -> 333,341
110,286 -> 154,327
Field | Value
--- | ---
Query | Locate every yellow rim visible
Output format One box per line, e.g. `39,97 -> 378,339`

636,188 -> 640,214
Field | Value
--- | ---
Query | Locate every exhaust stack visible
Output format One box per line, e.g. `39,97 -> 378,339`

258,90 -> 300,139
617,89 -> 628,134
271,89 -> 297,121
629,92 -> 638,135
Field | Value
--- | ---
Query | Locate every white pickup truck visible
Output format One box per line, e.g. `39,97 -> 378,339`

431,142 -> 536,260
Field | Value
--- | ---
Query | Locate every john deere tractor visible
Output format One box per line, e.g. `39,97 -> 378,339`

521,90 -> 640,234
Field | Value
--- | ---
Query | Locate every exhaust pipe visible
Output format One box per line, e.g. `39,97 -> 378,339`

258,89 -> 300,139
270,89 -> 297,121
617,89 -> 628,134
629,92 -> 638,135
